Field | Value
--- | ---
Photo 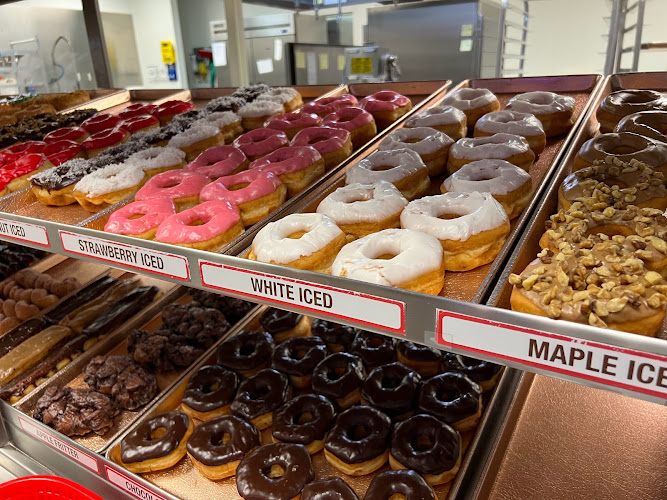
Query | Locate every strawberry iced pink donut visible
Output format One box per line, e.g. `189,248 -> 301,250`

250,145 -> 324,197
233,128 -> 289,161
43,126 -> 89,144
135,170 -> 209,210
322,107 -> 377,149
81,113 -> 123,134
155,200 -> 244,251
264,111 -> 322,139
42,140 -> 84,166
360,91 -> 412,129
105,197 -> 176,239
302,94 -> 359,117
185,145 -> 249,180
200,169 -> 286,226
291,126 -> 352,170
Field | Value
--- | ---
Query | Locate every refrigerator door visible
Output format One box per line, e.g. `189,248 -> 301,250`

248,35 -> 294,85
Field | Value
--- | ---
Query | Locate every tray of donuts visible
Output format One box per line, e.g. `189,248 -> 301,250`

103,306 -> 511,500
488,71 -> 667,340
84,89 -> 192,117
236,74 -> 604,303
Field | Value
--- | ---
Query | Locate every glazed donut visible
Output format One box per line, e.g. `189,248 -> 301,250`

119,411 -> 194,473
231,368 -> 290,429
81,113 -> 122,134
474,110 -> 546,154
506,91 -> 576,136
135,170 -> 209,210
259,308 -> 311,343
396,340 -> 442,377
405,105 -> 467,140
250,145 -> 325,197
616,110 -> 667,143
195,111 -> 243,143
365,469 -> 435,500
441,88 -> 501,128
186,415 -> 259,480
81,128 -> 130,158
155,200 -> 244,251
418,372 -> 482,430
345,149 -> 430,201
360,90 -> 412,129
239,100 -> 284,131
167,123 -> 224,161
441,159 -> 534,219
127,146 -> 186,177
322,107 -> 377,148
324,405 -> 391,476
0,141 -> 46,164
2,154 -> 54,192
291,126 -> 353,170
302,94 -> 359,117
597,89 -> 667,133
272,393 -> 335,454
350,330 -> 395,370
216,330 -> 275,377
574,132 -> 667,174
312,352 -> 365,409
42,140 -> 84,166
271,336 -> 327,388
448,132 -> 535,174
257,87 -> 303,112
104,197 -> 177,239
316,181 -> 407,240
333,228 -> 445,295
378,126 -> 454,176
119,103 -> 157,120
185,145 -> 248,180
181,365 -> 239,420
43,126 -> 89,144
302,477 -> 359,500
264,111 -> 322,139
119,114 -> 160,135
361,362 -> 421,419
249,213 -> 346,273
401,192 -> 510,271
236,443 -> 313,500
151,100 -> 195,126
72,162 -> 145,212
310,319 -> 357,353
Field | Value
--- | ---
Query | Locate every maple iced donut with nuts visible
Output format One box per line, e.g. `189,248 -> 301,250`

233,128 -> 289,161
615,110 -> 667,143
194,111 -> 243,143
185,145 -> 248,180
360,90 -> 412,129
302,94 -> 359,117
378,126 -> 454,176
127,146 -> 186,178
507,91 -> 575,137
474,110 -> 546,155
573,132 -> 667,175
135,170 -> 209,210
264,111 -> 322,139
441,88 -> 501,128
447,132 -> 535,174
322,107 -> 377,148
248,213 -> 347,273
441,159 -> 534,219
596,89 -> 667,133
104,197 -> 176,239
250,145 -> 324,197
400,192 -> 510,271
257,87 -> 303,112
72,162 -> 146,212
332,228 -> 445,295
167,123 -> 224,161
291,126 -> 352,170
345,149 -> 430,201
238,100 -> 284,131
316,181 -> 408,240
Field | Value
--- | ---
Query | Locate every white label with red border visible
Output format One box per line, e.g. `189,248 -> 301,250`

436,310 -> 667,399
0,217 -> 49,247
19,416 -> 99,473
106,466 -> 165,500
200,261 -> 406,334
59,231 -> 190,281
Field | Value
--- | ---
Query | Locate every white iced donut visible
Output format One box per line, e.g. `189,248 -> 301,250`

378,127 -> 454,176
316,181 -> 408,239
404,105 -> 467,139
400,192 -> 510,271
447,132 -> 535,174
257,87 -> 303,111
239,101 -> 284,131
249,213 -> 346,273
345,149 -> 430,200
441,88 -> 501,127
72,162 -> 146,212
474,110 -> 546,154
194,111 -> 243,142
127,146 -> 186,177
167,123 -> 224,161
506,91 -> 575,136
332,228 -> 445,295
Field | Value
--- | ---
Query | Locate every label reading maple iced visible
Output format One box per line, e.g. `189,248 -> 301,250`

437,310 -> 667,399
200,261 -> 406,334
59,231 -> 190,280
19,417 -> 99,472
106,467 -> 165,500
0,217 -> 49,247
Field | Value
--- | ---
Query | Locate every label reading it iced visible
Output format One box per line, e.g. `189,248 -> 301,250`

106,467 -> 165,500
0,217 -> 49,247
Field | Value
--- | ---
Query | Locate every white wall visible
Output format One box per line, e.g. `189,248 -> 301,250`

638,0 -> 667,72
302,3 -> 383,46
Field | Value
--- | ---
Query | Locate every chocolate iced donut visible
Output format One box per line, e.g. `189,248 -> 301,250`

442,353 -> 501,392
310,319 -> 357,352
301,477 -> 359,500
396,340 -> 443,377
216,330 -> 274,377
181,365 -> 239,420
350,330 -> 395,370
272,394 -> 335,454
259,307 -> 310,342
186,415 -> 260,480
312,352 -> 365,409
361,362 -> 421,419
365,469 -> 435,500
231,368 -> 290,429
616,110 -> 667,143
418,372 -> 482,431
271,336 -> 328,388
597,89 -> 667,133
236,442 -> 314,500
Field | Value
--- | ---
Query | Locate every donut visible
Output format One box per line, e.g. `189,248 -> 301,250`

332,228 -> 445,294
81,128 -> 130,158
185,145 -> 248,180
405,104 -> 467,140
596,89 -> 667,133
180,365 -> 239,420
167,123 -> 224,161
291,126 -> 352,170
119,411 -> 194,473
81,113 -> 122,134
233,128 -> 290,161
448,132 -> 535,174
186,415 -> 260,480
195,111 -> 243,143
216,330 -> 275,377
1,154 -> 54,192
230,368 -> 290,429
236,443 -> 313,500
271,393 -> 335,453
151,100 -> 195,126
506,91 -> 576,136
200,170 -> 286,226
155,200 -> 244,251
322,107 -> 377,148
316,181 -> 407,240
365,469 -> 436,500
324,405 -> 391,476
360,90 -> 412,129
271,336 -> 327,388
310,319 -> 357,353
104,197 -> 177,239
312,352 -> 365,409
301,477 -> 359,500
43,126 -> 89,144
259,308 -> 311,343
616,110 -> 667,143
574,132 -> 667,174
344,149 -> 430,201
0,141 -> 46,164
257,87 -> 303,112
264,111 -> 322,139
239,100 -> 284,131
350,330 -> 395,371
135,170 -> 209,210
249,213 -> 346,273
396,340 -> 442,377
378,126 -> 454,176
441,88 -> 501,128
42,140 -> 84,166
442,353 -> 502,392
127,146 -> 186,177
30,158 -> 95,206
119,103 -> 157,120
119,114 -> 160,135
302,94 -> 359,117
419,372 -> 482,431
474,110 -> 546,154
401,192 -> 511,271
250,145 -> 325,197
72,162 -> 146,212
361,362 -> 421,419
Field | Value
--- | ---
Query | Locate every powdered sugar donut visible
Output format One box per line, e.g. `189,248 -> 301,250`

302,94 -> 359,117
73,162 -> 146,212
128,147 -> 186,177
239,101 -> 284,131
135,170 -> 209,210
507,91 -> 575,136
405,105 -> 467,140
257,87 -> 303,112
264,111 -> 322,139
322,107 -> 377,148
250,146 -> 324,197
291,126 -> 352,170
105,197 -> 176,239
194,111 -> 243,143
474,110 -> 546,154
167,124 -> 224,161
378,126 -> 454,176
441,88 -> 501,128
233,128 -> 290,161
185,145 -> 248,180
360,91 -> 412,129
448,133 -> 535,174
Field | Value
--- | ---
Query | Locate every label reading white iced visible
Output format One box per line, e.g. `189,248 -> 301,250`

59,231 -> 190,281
200,261 -> 406,334
437,310 -> 667,399
19,417 -> 99,472
0,217 -> 49,247
106,467 -> 165,500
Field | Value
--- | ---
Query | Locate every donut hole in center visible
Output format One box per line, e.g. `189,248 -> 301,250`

438,213 -> 463,220
230,182 -> 250,191
161,180 -> 180,189
204,381 -> 221,394
387,494 -> 408,500
265,464 -> 286,479
295,411 -> 314,425
239,343 -> 256,357
290,349 -> 307,360
368,336 -> 385,348
344,192 -> 372,204
128,213 -> 146,220
437,389 -> 460,403
609,145 -> 642,155
412,433 -> 435,452
187,218 -> 205,227
249,386 -> 270,400
326,366 -> 347,380
338,115 -> 355,123
150,427 -> 167,440
211,432 -> 232,446
380,376 -> 401,389
403,138 -> 423,144
287,230 -> 308,239
347,424 -> 371,441
308,136 -> 329,145
369,164 -> 397,172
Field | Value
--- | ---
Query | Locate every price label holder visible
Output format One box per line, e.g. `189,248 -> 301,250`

0,216 -> 49,247
105,465 -> 166,500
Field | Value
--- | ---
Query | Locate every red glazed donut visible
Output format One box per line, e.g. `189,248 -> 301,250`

322,107 -> 377,148
152,100 -> 195,126
120,114 -> 160,134
42,140 -> 84,166
1,153 -> 52,191
302,94 -> 359,117
43,126 -> 89,144
250,145 -> 324,197
360,90 -> 412,129
185,145 -> 249,180
0,140 -> 46,164
233,128 -> 289,161
81,128 -> 130,157
81,113 -> 123,134
291,126 -> 352,170
264,111 -> 322,139
119,103 -> 157,119
105,197 -> 177,239
135,170 -> 209,210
